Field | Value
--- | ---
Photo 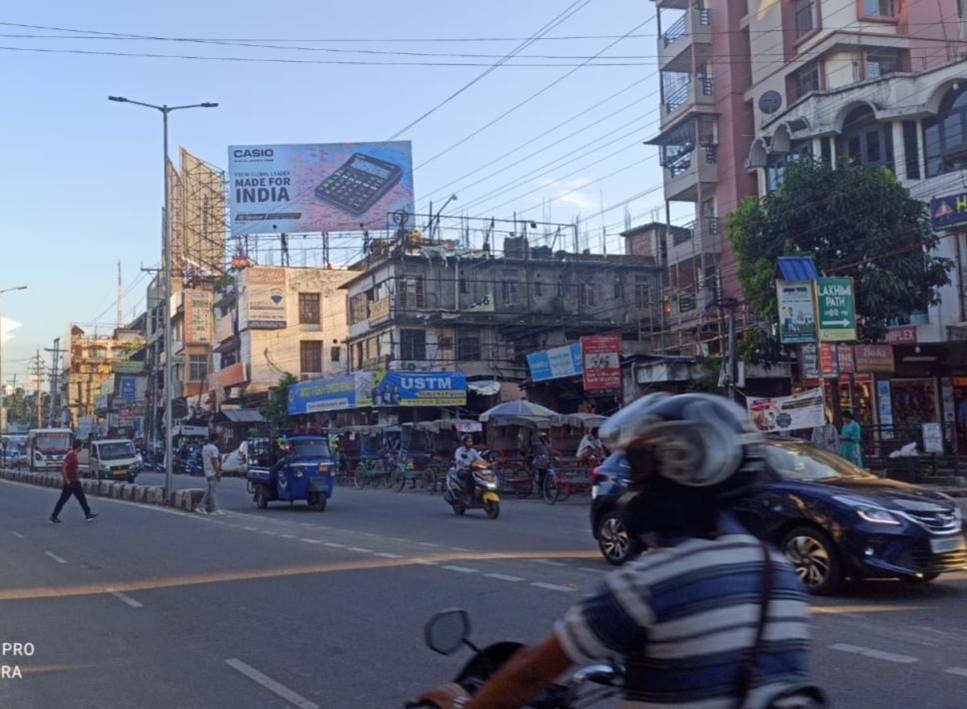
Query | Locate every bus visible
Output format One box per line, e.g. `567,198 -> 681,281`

27,428 -> 74,472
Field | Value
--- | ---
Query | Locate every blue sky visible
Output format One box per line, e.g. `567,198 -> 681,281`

0,0 -> 665,385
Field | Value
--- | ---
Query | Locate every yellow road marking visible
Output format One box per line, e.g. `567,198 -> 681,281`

0,550 -> 600,602
811,605 -> 926,615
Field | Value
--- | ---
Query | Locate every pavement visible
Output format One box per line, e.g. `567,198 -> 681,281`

1,474 -> 966,708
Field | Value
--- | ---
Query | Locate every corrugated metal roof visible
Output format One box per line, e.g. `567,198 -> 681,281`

222,409 -> 264,423
777,256 -> 819,281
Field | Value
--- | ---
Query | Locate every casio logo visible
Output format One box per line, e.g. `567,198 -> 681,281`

234,148 -> 273,158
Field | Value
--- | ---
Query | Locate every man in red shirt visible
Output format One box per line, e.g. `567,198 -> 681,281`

50,440 -> 97,523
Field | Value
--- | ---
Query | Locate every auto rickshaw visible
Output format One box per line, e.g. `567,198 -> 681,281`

246,435 -> 335,511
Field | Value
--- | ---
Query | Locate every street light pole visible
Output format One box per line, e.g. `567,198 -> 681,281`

0,285 -> 28,435
108,96 -> 218,501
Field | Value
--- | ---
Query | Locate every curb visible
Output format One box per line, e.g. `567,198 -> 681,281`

0,468 -> 183,511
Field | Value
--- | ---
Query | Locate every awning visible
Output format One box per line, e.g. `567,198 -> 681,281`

219,409 -> 265,424
777,256 -> 819,281
467,380 -> 501,396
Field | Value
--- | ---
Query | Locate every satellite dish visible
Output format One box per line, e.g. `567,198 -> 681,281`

758,90 -> 782,115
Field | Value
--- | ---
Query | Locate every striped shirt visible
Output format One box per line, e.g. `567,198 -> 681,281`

555,515 -> 811,708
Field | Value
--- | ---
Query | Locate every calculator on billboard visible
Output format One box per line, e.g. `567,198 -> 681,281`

313,153 -> 404,216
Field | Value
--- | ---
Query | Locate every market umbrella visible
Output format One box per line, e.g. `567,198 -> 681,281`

478,400 -> 563,428
563,412 -> 607,429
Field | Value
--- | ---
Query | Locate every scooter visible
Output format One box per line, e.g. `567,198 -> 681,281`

444,458 -> 501,520
405,609 -> 621,708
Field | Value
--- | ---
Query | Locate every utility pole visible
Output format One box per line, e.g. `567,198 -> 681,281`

117,260 -> 123,330
45,339 -> 68,427
31,350 -> 44,429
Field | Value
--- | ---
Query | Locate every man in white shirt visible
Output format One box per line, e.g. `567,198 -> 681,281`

576,428 -> 604,462
197,431 -> 222,514
453,435 -> 481,493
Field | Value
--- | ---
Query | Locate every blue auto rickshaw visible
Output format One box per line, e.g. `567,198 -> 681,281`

246,435 -> 334,511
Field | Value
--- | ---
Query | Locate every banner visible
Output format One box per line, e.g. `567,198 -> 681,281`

819,343 -> 839,378
799,343 -> 819,379
527,343 -> 583,382
373,371 -> 467,407
876,380 -> 894,440
288,372 -> 374,415
776,281 -> 816,343
580,335 -> 622,391
747,388 -> 825,433
184,290 -> 212,345
244,267 -> 287,330
228,142 -> 415,235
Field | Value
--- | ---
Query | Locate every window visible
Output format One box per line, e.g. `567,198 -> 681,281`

501,271 -> 519,305
579,283 -> 596,307
349,293 -> 369,324
903,121 -> 921,178
923,87 -> 967,178
330,346 -> 341,363
188,354 -> 208,381
792,61 -> 820,100
866,54 -> 898,79
298,292 -> 321,324
840,106 -> 893,170
300,341 -> 322,374
634,275 -> 650,309
400,329 -> 426,361
398,277 -> 425,309
614,277 -> 625,300
456,336 -> 481,361
862,0 -> 894,16
534,277 -> 543,297
354,342 -> 363,369
794,0 -> 816,38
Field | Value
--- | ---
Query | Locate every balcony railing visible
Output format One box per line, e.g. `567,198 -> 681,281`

662,15 -> 687,46
664,75 -> 714,114
698,8 -> 711,25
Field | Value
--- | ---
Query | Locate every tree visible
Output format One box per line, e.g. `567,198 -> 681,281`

262,373 -> 297,430
727,160 -> 951,360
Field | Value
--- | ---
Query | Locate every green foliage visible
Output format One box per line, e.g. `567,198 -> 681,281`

727,160 -> 951,361
262,373 -> 297,429
686,357 -> 724,394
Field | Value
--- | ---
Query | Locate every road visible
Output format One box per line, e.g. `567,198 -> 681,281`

2,474 -> 967,708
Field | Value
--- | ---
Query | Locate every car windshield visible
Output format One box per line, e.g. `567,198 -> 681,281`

291,439 -> 331,459
35,433 -> 71,452
98,442 -> 136,460
764,441 -> 877,482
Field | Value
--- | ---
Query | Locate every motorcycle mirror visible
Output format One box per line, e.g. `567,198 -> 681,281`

571,664 -> 617,686
424,609 -> 471,655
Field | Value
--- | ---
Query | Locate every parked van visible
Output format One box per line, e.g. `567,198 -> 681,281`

28,428 -> 73,472
79,439 -> 142,482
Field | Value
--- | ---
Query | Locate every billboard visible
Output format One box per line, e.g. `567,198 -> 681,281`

747,388 -> 825,433
527,343 -> 583,382
776,281 -> 816,344
228,142 -> 414,235
373,371 -> 467,407
244,267 -> 287,330
288,372 -> 373,415
184,290 -> 213,344
581,335 -> 622,391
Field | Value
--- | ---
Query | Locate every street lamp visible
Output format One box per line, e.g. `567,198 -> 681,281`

108,95 -> 218,501
0,285 -> 28,437
429,193 -> 458,239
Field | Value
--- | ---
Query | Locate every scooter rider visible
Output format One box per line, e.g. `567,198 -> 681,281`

419,393 -> 820,708
453,435 -> 481,496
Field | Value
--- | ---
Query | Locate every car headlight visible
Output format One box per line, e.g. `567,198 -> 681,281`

834,495 -> 902,525
293,469 -> 304,478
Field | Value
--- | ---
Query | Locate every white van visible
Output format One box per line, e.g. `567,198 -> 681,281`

79,439 -> 142,482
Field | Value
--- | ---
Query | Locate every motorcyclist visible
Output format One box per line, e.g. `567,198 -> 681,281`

452,435 -> 482,497
420,393 -> 818,708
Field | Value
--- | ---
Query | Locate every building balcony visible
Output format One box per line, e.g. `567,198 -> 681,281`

661,75 -> 714,129
667,217 -> 723,263
658,7 -> 712,72
661,145 -> 718,202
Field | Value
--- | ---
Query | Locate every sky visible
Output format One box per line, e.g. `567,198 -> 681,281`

0,0 -> 669,387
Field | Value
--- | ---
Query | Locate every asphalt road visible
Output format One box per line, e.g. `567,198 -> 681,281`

2,474 -> 967,708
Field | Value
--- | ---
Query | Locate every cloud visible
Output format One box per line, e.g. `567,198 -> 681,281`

534,177 -> 597,210
1,316 -> 22,346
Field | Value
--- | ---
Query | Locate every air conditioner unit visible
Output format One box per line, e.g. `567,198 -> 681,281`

404,362 -> 418,371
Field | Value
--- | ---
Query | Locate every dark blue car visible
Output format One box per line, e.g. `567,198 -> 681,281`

590,439 -> 966,593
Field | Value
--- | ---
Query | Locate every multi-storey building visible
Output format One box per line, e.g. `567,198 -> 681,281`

64,324 -> 143,429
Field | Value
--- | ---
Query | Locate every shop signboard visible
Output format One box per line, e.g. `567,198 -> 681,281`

923,422 -> 944,453
526,343 -> 583,383
941,377 -> 955,443
853,344 -> 895,372
776,281 -> 816,343
112,360 -> 144,374
837,344 -> 855,374
818,343 -> 839,378
184,290 -> 213,345
119,377 -> 137,403
930,191 -> 967,230
746,388 -> 825,433
287,372 -> 374,414
884,325 -> 917,345
876,380 -> 894,440
815,277 -> 857,341
372,371 -> 467,407
580,335 -> 622,391
243,267 -> 287,329
799,343 -> 820,380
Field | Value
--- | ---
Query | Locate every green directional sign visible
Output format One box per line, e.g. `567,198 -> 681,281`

815,277 -> 857,341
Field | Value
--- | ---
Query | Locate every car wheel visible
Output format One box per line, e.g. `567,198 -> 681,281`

597,511 -> 639,566
782,527 -> 841,594
255,487 -> 269,509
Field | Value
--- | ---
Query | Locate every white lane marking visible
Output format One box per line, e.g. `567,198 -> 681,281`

109,590 -> 143,608
299,538 -> 322,544
451,546 -> 471,552
578,567 -> 607,574
530,582 -> 573,592
347,547 -> 373,553
829,644 -> 919,664
413,559 -> 436,566
532,559 -> 567,567
485,573 -> 524,582
945,667 -> 967,678
323,542 -> 344,548
262,530 -> 278,536
374,552 -> 402,559
280,534 -> 297,539
391,537 -> 408,542
225,658 -> 319,709
45,551 -> 67,564
244,526 -> 257,531
442,565 -> 479,574
11,531 -> 25,539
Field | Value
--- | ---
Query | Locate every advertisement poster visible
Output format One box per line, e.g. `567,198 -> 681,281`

854,344 -> 895,372
228,142 -> 415,235
288,372 -> 374,414
746,388 -> 825,433
819,343 -> 839,378
815,277 -> 857,341
885,325 -> 917,345
119,377 -> 137,403
372,371 -> 467,407
837,344 -> 855,374
527,343 -> 583,382
799,343 -> 819,379
930,191 -> 967,230
580,335 -> 622,391
245,267 -> 287,330
923,422 -> 944,453
185,290 -> 212,344
877,380 -> 894,440
776,281 -> 816,343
